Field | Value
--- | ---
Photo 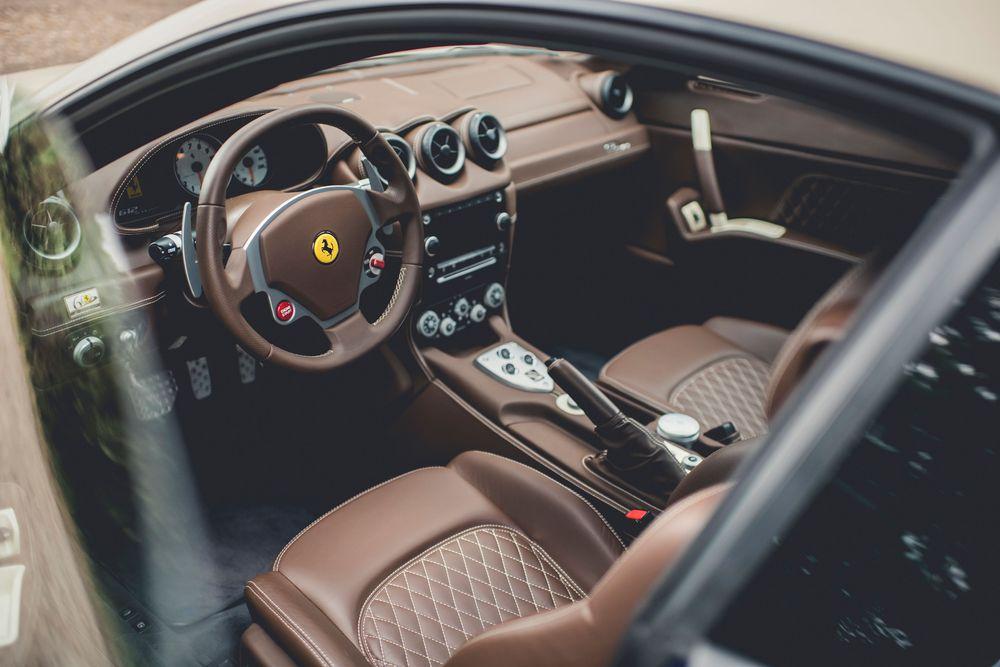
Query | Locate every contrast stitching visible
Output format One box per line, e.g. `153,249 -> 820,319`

31,292 -> 166,336
245,582 -> 333,667
471,451 -> 627,550
373,266 -> 407,326
356,523 -> 584,667
273,467 -> 443,570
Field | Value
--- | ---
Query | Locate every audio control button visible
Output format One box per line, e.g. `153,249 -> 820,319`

439,317 -> 457,337
470,303 -> 487,323
417,311 -> 440,338
453,298 -> 471,318
424,236 -> 440,257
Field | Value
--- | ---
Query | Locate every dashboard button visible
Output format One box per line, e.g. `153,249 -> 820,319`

424,236 -> 440,257
470,303 -> 487,323
439,317 -> 457,337
275,300 -> 295,322
495,211 -> 512,231
417,311 -> 440,338
498,348 -> 511,359
72,336 -> 106,367
453,298 -> 471,318
523,353 -> 535,365
503,363 -> 516,375
484,282 -> 505,309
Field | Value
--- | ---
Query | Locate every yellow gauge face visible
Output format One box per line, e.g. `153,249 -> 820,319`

313,232 -> 339,264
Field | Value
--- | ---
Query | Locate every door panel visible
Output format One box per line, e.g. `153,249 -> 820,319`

509,79 -> 953,363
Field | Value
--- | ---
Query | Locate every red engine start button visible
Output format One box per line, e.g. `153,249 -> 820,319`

275,300 -> 295,322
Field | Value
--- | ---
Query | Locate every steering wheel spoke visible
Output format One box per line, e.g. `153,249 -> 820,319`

223,247 -> 258,302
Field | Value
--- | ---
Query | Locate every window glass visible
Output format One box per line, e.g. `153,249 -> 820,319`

710,260 -> 1000,665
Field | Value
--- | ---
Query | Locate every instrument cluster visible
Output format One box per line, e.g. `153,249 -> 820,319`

112,116 -> 326,233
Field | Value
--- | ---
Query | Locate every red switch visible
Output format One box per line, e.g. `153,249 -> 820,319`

625,509 -> 648,521
368,252 -> 386,276
275,300 -> 295,322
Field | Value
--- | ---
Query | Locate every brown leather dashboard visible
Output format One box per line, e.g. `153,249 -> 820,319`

25,52 -> 648,338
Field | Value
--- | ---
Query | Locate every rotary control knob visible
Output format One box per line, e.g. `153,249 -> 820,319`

469,303 -> 487,323
416,310 -> 440,338
439,317 -> 457,337
424,235 -> 440,257
495,211 -> 512,231
453,298 -> 471,318
72,335 -> 106,367
484,282 -> 505,309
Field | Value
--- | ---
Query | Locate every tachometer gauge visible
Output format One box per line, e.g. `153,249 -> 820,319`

233,145 -> 269,188
174,135 -> 218,196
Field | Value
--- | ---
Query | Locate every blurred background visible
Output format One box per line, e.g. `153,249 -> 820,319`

1,0 -> 197,74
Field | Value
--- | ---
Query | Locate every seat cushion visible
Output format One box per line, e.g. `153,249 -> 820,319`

598,317 -> 788,440
245,452 -> 624,667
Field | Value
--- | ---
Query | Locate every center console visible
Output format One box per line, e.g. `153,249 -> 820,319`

411,187 -> 710,516
413,189 -> 512,342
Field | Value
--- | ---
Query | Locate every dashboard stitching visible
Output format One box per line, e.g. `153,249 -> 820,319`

109,111 -> 268,226
31,292 -> 166,337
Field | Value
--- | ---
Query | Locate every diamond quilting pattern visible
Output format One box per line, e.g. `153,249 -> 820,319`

359,525 -> 584,667
670,356 -> 771,440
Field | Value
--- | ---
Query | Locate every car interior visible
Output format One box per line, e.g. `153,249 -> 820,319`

8,42 -> 964,666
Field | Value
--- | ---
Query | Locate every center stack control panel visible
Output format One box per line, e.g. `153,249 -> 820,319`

415,190 -> 512,342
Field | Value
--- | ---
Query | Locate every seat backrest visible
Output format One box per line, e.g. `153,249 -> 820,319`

766,258 -> 879,418
444,484 -> 730,667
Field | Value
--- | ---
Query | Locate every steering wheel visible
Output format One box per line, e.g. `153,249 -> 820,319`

194,105 -> 422,372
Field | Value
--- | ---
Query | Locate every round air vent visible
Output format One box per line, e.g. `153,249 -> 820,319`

581,70 -> 635,119
23,196 -> 81,262
360,132 -> 417,185
465,112 -> 508,165
417,122 -> 465,181
600,73 -> 634,118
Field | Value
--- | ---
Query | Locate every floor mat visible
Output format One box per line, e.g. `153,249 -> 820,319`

107,503 -> 315,627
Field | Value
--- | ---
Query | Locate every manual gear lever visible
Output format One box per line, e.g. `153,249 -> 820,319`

545,357 -> 687,494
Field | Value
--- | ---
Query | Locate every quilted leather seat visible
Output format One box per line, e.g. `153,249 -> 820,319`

240,451 -> 728,667
599,317 -> 789,440
598,260 -> 878,442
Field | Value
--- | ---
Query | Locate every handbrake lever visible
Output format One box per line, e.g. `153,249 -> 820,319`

545,357 -> 686,493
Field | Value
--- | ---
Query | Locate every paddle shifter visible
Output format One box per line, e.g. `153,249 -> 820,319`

546,357 -> 687,494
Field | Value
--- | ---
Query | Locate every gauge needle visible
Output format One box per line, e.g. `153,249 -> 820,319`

249,164 -> 255,185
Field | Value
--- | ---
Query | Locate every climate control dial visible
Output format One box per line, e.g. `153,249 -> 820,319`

439,317 -> 457,337
484,282 -> 506,309
416,311 -> 441,338
470,303 -> 487,323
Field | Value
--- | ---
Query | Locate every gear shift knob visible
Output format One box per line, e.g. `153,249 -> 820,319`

546,357 -> 687,493
545,357 -> 621,426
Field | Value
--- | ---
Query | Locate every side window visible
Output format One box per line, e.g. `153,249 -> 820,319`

709,260 -> 1000,666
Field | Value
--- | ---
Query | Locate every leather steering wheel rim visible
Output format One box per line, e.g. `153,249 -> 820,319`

195,104 -> 422,372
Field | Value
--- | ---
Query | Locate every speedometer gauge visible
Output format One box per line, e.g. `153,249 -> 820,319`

233,145 -> 268,188
174,135 -> 217,196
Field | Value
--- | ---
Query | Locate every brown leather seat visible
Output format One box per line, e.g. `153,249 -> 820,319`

598,317 -> 789,440
598,261 -> 877,441
240,451 -> 728,667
